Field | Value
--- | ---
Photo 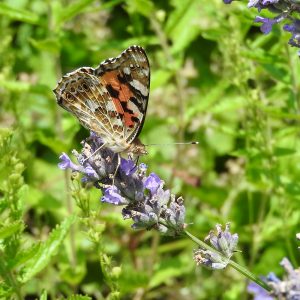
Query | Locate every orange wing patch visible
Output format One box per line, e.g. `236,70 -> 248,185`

101,70 -> 138,128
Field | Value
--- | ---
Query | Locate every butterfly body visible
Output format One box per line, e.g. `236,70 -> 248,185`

54,45 -> 150,157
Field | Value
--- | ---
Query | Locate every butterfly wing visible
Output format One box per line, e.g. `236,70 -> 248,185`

54,67 -> 125,142
53,46 -> 150,152
95,45 -> 150,144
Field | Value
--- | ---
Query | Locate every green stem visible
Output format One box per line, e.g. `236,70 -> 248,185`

183,230 -> 272,292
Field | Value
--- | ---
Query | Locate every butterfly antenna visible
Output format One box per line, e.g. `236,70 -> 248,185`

145,141 -> 199,147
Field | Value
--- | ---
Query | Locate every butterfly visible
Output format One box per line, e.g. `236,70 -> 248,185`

53,45 -> 150,158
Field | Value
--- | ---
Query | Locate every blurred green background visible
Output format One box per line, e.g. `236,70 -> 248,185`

1,0 -> 300,299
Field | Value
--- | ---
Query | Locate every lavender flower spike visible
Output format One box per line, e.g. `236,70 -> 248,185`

58,132 -> 186,236
247,257 -> 300,299
193,223 -> 238,270
268,258 -> 300,298
223,0 -> 300,52
247,281 -> 274,300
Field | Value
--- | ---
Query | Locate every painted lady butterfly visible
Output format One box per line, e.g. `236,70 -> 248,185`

53,45 -> 150,157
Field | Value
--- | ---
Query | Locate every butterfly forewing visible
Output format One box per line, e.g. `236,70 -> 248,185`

95,45 -> 150,144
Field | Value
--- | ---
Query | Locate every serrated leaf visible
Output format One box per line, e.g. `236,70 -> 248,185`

0,3 -> 40,24
0,222 -> 23,240
8,243 -> 41,269
19,214 -> 77,283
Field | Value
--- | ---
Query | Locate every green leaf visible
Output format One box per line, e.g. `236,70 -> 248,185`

19,214 -> 77,283
273,147 -> 296,157
8,244 -> 41,269
67,295 -> 92,300
119,267 -> 149,293
149,256 -> 190,289
62,0 -> 95,21
0,3 -> 40,24
30,38 -> 61,54
165,0 -> 202,54
35,131 -> 70,154
125,0 -> 154,17
60,256 -> 86,285
39,290 -> 47,300
0,222 -> 23,240
185,80 -> 231,118
0,128 -> 12,141
151,69 -> 173,89
0,282 -> 13,299
0,79 -> 31,92
52,0 -> 95,29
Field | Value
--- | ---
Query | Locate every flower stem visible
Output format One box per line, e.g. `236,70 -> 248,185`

183,230 -> 272,292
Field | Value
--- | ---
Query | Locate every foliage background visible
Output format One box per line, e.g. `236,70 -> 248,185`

1,0 -> 300,299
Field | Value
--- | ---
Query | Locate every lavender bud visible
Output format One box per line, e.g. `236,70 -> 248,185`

204,223 -> 238,258
193,249 -> 230,270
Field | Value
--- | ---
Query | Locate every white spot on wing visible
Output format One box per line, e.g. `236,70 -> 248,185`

86,99 -> 100,112
123,67 -> 130,75
142,68 -> 149,76
131,79 -> 148,96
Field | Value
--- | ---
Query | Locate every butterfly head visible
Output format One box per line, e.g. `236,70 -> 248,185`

127,138 -> 148,156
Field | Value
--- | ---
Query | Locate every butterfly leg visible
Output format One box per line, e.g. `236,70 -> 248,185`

82,143 -> 107,163
110,153 -> 121,186
129,155 -> 139,173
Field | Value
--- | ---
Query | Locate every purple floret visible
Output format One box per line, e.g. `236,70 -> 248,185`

101,186 -> 129,205
58,153 -> 79,171
144,173 -> 162,195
